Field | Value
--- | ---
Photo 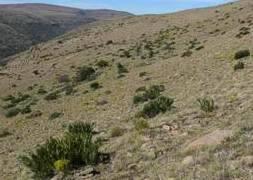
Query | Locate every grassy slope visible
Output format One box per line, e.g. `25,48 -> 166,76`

0,0 -> 253,179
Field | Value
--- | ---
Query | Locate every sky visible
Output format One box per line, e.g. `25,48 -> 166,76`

0,0 -> 234,15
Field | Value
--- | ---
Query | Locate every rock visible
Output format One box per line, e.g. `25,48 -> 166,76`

182,156 -> 194,166
241,156 -> 253,167
76,166 -> 99,177
185,129 -> 233,151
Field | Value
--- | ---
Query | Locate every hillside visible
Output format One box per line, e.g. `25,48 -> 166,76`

0,0 -> 253,179
0,3 -> 132,62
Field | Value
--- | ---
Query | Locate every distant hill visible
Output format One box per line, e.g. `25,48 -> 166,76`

0,3 -> 132,62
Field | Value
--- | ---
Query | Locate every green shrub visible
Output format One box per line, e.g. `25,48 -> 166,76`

20,106 -> 32,114
5,108 -> 20,118
234,61 -> 244,71
135,86 -> 146,92
234,49 -> 250,59
139,72 -> 147,77
75,66 -> 96,82
10,93 -> 30,104
49,112 -> 63,120
181,50 -> 192,57
2,103 -> 16,109
197,97 -> 215,113
68,122 -> 95,135
96,60 -> 109,68
117,63 -> 128,74
90,82 -> 102,90
133,85 -> 165,104
38,87 -> 47,95
19,122 -> 101,179
0,129 -> 12,138
44,92 -> 59,101
134,119 -> 149,131
140,96 -> 174,118
2,95 -> 15,101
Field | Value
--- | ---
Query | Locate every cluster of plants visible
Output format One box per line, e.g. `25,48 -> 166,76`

235,27 -> 250,38
2,93 -> 35,118
133,85 -> 165,104
133,85 -> 174,118
90,82 -> 102,90
139,96 -> 174,118
75,66 -> 96,82
234,61 -> 244,71
234,49 -> 250,60
197,97 -> 215,113
19,122 -> 105,179
49,112 -> 63,120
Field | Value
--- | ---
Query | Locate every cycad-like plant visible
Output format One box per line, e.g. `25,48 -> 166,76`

19,122 -> 101,179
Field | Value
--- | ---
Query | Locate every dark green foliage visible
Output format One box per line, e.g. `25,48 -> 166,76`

234,49 -> 250,60
5,108 -> 20,118
19,122 -> 101,179
75,66 -> 96,82
68,122 -> 95,135
135,86 -> 146,93
49,112 -> 63,120
90,82 -> 102,90
9,93 -> 30,104
20,106 -> 32,114
140,96 -> 174,118
139,72 -> 147,77
44,92 -> 59,101
2,103 -> 16,109
234,61 -> 244,71
197,97 -> 215,113
117,63 -> 128,74
181,50 -> 192,57
37,87 -> 47,95
133,85 -> 165,104
2,95 -> 15,101
0,129 -> 12,138
96,60 -> 109,68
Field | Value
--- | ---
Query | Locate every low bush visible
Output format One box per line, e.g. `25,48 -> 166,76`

197,97 -> 215,113
90,82 -> 102,90
75,66 -> 96,82
140,96 -> 174,118
37,87 -> 47,95
234,49 -> 250,60
44,92 -> 59,101
2,95 -> 15,101
49,112 -> 63,120
5,108 -> 20,118
133,85 -> 165,104
117,63 -> 128,74
7,93 -> 30,105
96,60 -> 109,68
20,106 -> 32,114
19,122 -> 102,179
234,61 -> 244,71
